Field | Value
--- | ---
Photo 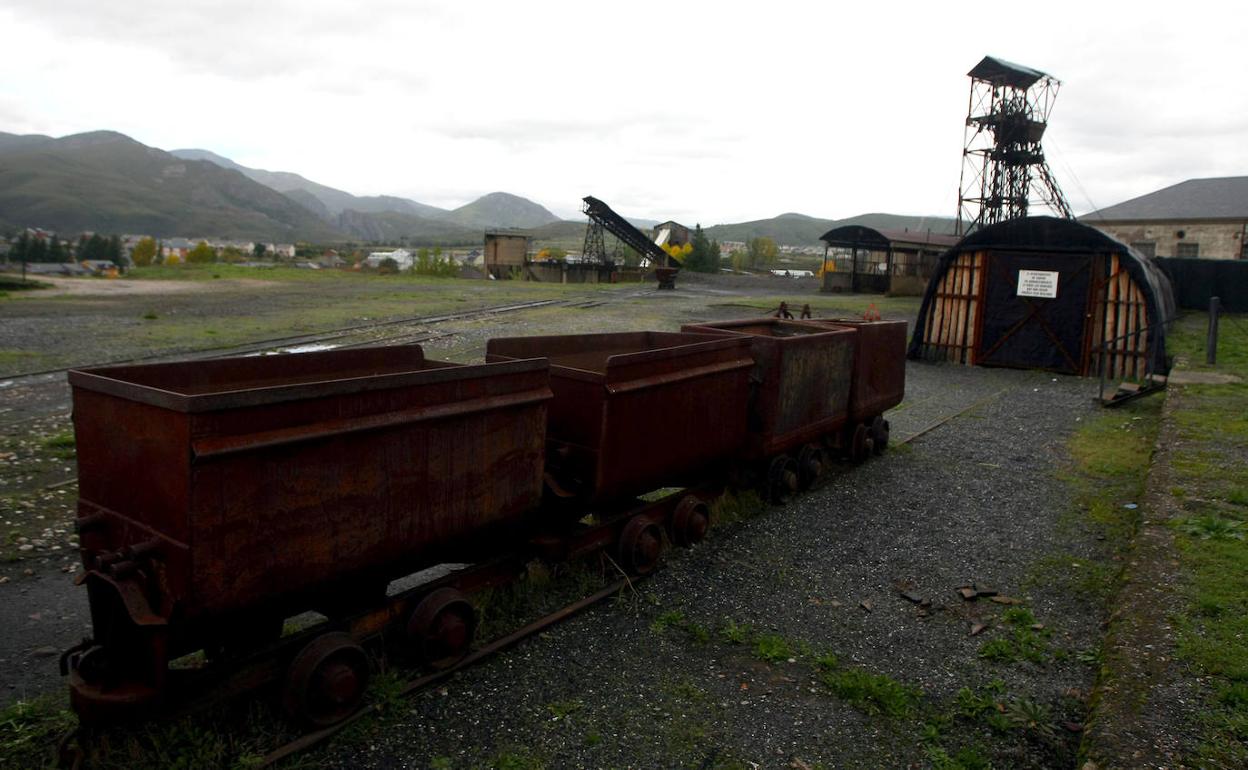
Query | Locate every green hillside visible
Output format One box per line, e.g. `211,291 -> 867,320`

446,192 -> 561,229
0,132 -> 341,241
334,209 -> 481,245
705,212 -> 957,246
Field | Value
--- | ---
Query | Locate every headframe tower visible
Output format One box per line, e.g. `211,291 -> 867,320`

956,56 -> 1073,236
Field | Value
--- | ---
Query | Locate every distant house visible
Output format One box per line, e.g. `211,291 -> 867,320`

365,249 -> 413,269
1083,176 -> 1248,260
769,269 -> 815,278
81,259 -> 120,276
162,238 -> 194,261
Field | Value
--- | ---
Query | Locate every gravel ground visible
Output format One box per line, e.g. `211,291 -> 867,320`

0,276 -> 887,708
314,364 -> 1108,769
0,274 -> 1127,769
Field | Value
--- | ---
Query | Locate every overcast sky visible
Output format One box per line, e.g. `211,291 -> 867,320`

2,1 -> 1244,224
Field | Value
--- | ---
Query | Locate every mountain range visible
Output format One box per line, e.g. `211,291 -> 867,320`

0,129 -> 955,246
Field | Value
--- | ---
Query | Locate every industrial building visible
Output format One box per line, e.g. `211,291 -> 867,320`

1082,176 -> 1248,260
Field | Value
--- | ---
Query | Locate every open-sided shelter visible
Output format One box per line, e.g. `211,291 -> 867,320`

908,217 -> 1175,380
820,226 -> 958,296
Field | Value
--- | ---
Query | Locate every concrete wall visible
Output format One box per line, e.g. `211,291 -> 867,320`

484,234 -> 529,277
1092,221 -> 1247,260
526,262 -> 622,284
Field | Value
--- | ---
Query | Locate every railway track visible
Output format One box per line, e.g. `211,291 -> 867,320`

0,296 -> 598,428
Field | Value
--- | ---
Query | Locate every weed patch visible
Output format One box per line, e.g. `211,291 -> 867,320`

815,655 -> 918,718
751,634 -> 793,663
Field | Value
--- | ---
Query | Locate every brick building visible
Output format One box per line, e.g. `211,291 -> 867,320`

1082,176 -> 1248,260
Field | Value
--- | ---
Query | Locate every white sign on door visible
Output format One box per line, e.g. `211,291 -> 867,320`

1017,270 -> 1059,299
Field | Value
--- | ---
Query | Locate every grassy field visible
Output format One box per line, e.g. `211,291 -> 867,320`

1163,311 -> 1248,766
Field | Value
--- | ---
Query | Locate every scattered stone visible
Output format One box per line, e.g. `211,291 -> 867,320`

23,568 -> 33,576
31,646 -> 58,658
975,586 -> 998,598
990,595 -> 1024,605
970,623 -> 988,636
1031,623 -> 1046,631
957,587 -> 978,601
1064,721 -> 1084,733
899,590 -> 924,604
859,599 -> 873,612
0,576 -> 8,584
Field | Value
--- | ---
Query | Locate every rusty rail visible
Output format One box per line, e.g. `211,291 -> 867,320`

258,577 -> 637,767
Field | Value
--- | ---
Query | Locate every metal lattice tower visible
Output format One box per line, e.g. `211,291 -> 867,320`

956,56 -> 1074,236
582,219 -> 607,264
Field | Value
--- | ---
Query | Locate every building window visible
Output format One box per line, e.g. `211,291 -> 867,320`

1131,241 -> 1156,258
1176,242 -> 1200,258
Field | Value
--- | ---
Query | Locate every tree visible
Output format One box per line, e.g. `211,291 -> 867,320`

28,236 -> 48,263
378,256 -> 399,275
131,237 -> 158,267
253,242 -> 267,258
79,234 -> 107,262
684,225 -> 721,274
105,235 -> 124,267
12,231 -> 30,262
746,237 -> 779,269
187,241 -> 216,264
48,236 -> 67,262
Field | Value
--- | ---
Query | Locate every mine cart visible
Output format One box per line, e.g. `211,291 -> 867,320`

487,331 -> 753,504
680,318 -> 859,498
801,319 -> 907,423
797,318 -> 907,464
65,345 -> 550,722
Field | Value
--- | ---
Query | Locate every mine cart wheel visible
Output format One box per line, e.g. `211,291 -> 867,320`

670,496 -> 711,548
870,416 -> 890,456
797,444 -> 827,490
617,517 -> 663,575
848,423 -> 871,464
283,632 -> 370,728
407,588 -> 476,670
765,455 -> 800,505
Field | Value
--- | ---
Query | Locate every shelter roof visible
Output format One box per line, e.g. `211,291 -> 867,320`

967,56 -> 1050,89
820,224 -> 959,250
1081,176 -> 1248,222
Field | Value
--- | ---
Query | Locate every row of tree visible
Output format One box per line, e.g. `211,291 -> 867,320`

8,232 -> 125,266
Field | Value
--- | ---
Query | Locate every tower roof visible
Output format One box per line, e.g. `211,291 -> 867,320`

967,56 -> 1051,89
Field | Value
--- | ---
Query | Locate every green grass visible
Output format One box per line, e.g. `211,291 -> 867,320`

1161,311 -> 1248,766
0,349 -> 46,366
709,293 -> 920,320
815,654 -> 919,718
1027,397 -> 1160,607
751,633 -> 793,663
41,431 -> 75,459
0,696 -> 77,770
0,276 -> 53,292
